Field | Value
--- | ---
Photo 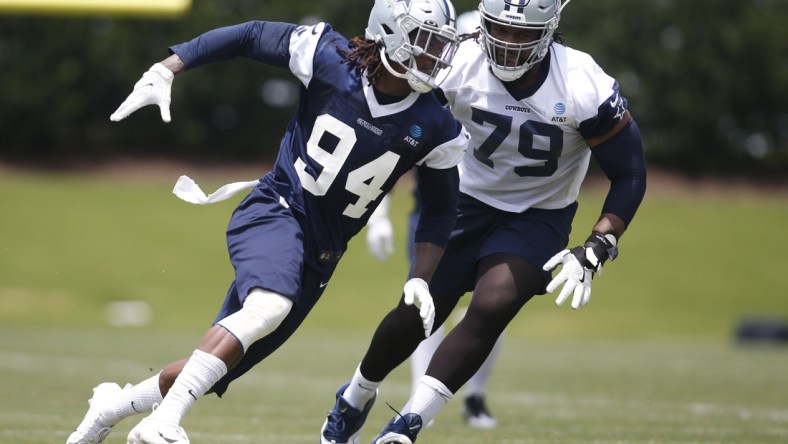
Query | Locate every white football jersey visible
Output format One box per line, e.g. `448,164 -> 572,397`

440,40 -> 627,213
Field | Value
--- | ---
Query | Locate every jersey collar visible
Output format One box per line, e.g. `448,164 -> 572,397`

501,48 -> 552,102
363,82 -> 420,118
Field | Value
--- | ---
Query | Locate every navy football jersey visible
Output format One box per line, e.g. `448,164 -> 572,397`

171,21 -> 468,273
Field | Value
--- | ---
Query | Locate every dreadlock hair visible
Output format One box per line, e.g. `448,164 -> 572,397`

340,31 -> 534,85
340,36 -> 385,86
459,30 -> 480,43
339,32 -> 480,86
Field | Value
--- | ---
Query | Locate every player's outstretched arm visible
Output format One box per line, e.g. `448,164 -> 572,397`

110,54 -> 185,122
544,113 -> 646,310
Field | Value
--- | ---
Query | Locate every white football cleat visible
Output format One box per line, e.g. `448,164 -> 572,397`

127,418 -> 190,444
67,382 -> 124,444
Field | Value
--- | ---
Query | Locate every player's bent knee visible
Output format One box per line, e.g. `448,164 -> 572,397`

217,288 -> 293,352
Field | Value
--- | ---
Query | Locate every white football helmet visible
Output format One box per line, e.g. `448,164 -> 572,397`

456,9 -> 481,35
479,0 -> 572,82
366,0 -> 459,93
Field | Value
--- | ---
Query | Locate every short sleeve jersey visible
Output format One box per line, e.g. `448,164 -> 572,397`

439,40 -> 628,213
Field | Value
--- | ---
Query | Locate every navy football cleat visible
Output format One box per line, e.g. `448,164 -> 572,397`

321,383 -> 377,444
372,413 -> 423,444
462,394 -> 497,429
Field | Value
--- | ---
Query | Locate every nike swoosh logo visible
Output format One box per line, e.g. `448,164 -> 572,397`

320,281 -> 329,288
188,389 -> 198,400
131,400 -> 141,413
158,431 -> 178,444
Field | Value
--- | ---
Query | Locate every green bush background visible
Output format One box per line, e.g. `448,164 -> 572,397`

1,0 -> 787,175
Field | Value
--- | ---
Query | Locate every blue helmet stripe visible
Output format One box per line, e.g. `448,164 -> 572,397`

504,0 -> 528,15
442,0 -> 456,25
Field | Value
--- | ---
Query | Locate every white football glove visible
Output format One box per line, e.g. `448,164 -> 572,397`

366,195 -> 394,262
403,278 -> 435,338
542,233 -> 618,310
110,63 -> 174,122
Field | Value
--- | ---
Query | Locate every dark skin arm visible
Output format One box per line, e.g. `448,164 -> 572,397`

159,54 -> 186,75
591,213 -> 626,240
410,241 -> 445,284
407,241 -> 444,337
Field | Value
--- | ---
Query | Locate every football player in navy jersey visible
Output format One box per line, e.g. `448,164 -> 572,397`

66,1 -> 468,443
324,0 -> 648,442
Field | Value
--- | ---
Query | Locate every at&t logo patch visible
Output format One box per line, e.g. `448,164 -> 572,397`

404,124 -> 423,147
552,102 -> 568,123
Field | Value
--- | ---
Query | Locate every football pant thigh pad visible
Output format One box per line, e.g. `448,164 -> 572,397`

217,288 -> 293,352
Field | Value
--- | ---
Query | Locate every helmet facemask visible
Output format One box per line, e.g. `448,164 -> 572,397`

380,16 -> 459,93
367,0 -> 459,93
478,0 -> 568,82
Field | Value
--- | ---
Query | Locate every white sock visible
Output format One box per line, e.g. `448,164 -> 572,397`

464,333 -> 503,398
410,325 -> 443,397
148,350 -> 227,424
342,364 -> 380,411
402,375 -> 453,426
112,374 -> 164,419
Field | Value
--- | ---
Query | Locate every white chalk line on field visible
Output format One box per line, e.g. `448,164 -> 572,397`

4,349 -> 787,443
5,348 -> 783,426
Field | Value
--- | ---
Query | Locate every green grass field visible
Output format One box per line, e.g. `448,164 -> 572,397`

1,169 -> 787,443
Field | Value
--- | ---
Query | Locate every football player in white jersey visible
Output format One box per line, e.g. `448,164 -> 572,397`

66,1 -> 468,443
324,0 -> 647,442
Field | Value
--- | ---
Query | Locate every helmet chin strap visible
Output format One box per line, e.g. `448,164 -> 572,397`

377,46 -> 432,93
407,76 -> 432,94
491,66 -> 527,82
